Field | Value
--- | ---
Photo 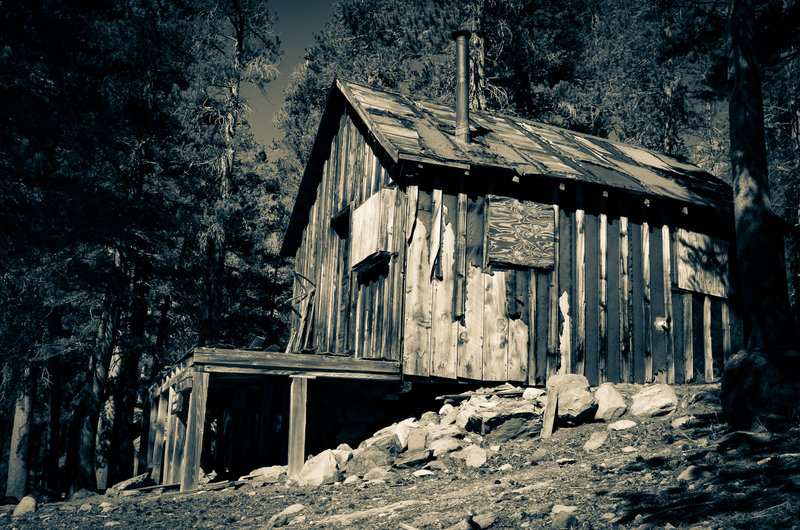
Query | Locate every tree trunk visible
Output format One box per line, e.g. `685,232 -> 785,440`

77,287 -> 121,490
6,369 -> 32,499
721,0 -> 800,429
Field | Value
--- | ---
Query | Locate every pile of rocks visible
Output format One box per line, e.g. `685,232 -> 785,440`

284,378 -> 680,487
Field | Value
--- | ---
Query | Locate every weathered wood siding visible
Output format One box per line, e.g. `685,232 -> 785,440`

402,178 -> 740,385
291,110 -> 405,360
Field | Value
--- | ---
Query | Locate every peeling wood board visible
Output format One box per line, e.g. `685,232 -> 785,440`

483,267 -> 508,381
431,189 -> 458,378
457,196 -> 485,380
403,190 -> 433,377
676,229 -> 730,299
507,269 -> 529,382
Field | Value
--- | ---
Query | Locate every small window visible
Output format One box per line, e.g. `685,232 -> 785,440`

485,194 -> 555,269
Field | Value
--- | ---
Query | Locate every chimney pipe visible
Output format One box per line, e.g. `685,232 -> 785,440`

452,29 -> 471,144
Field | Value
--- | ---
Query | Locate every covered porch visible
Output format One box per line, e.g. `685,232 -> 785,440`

144,348 -> 402,491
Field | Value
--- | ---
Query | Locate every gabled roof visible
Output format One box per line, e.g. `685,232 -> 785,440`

281,79 -> 732,256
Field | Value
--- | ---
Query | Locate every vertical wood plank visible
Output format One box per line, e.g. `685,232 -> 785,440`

649,221 -> 667,382
642,214 -> 653,382
547,193 -> 560,379
483,267 -> 508,381
630,221 -> 644,383
575,196 -> 586,376
146,396 -> 158,467
432,189 -> 458,378
558,206 -> 573,375
288,377 -> 308,476
180,370 -> 209,492
161,387 -> 177,484
527,271 -> 538,386
403,189 -> 433,376
534,270 -> 550,385
619,215 -> 631,382
584,211 -> 600,386
458,196 -> 485,380
508,269 -> 529,382
683,293 -> 694,382
721,301 -> 732,364
387,186 -> 407,361
703,295 -> 713,382
454,187 -> 468,318
662,223 -> 675,383
599,210 -> 609,383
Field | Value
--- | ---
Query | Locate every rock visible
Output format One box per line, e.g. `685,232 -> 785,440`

247,465 -> 287,483
551,511 -> 579,529
298,449 -> 341,487
428,436 -> 461,457
343,475 -> 360,484
413,469 -> 435,477
583,431 -> 609,452
531,447 -> 548,461
105,472 -> 154,497
70,489 -> 97,501
677,465 -> 712,482
608,419 -> 637,431
332,449 -> 353,467
523,387 -> 546,401
345,446 -> 393,477
631,384 -> 678,417
362,466 -> 393,481
556,458 -> 576,466
594,383 -> 628,421
473,512 -> 497,529
557,387 -> 598,425
546,373 -> 590,393
407,428 -> 428,452
79,503 -> 93,512
452,445 -> 487,468
393,450 -> 431,469
439,403 -> 455,415
621,446 -> 637,453
671,416 -> 695,429
360,432 -> 402,456
267,503 -> 305,527
552,504 -> 578,515
426,423 -> 462,442
12,496 -> 36,517
336,443 -> 353,451
483,416 -> 540,443
420,411 -> 439,425
498,463 -> 512,471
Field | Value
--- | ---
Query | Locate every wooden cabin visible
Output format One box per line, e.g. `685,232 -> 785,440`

145,36 -> 740,491
280,77 -> 740,389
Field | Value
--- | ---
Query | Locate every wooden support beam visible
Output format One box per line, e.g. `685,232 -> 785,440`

161,387 -> 177,484
598,210 -> 608,383
642,215 -> 652,382
662,223 -> 675,383
721,301 -> 732,364
194,348 -> 400,374
703,295 -> 713,382
619,215 -> 631,382
150,392 -> 169,483
575,195 -> 586,376
547,190 -> 560,378
288,376 -> 309,476
683,293 -> 694,382
180,369 -> 209,492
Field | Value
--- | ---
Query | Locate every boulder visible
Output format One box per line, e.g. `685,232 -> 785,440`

345,446 -> 393,477
247,465 -> 287,484
452,445 -> 487,468
419,411 -> 439,425
359,433 -> 402,456
551,511 -> 579,529
267,503 -> 305,527
425,423 -> 462,442
483,416 -> 540,443
594,383 -> 627,421
438,403 -> 456,416
12,496 -> 36,517
406,428 -> 428,452
298,450 -> 341,487
557,387 -> 597,425
332,449 -> 353,467
428,436 -> 461,457
546,374 -> 590,394
631,384 -> 678,417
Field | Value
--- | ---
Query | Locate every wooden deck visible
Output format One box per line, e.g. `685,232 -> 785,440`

145,348 -> 402,492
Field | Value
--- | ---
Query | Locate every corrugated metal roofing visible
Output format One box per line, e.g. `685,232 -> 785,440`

281,79 -> 732,256
341,80 -> 731,209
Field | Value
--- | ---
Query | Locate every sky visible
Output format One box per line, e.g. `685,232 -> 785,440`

245,0 -> 334,146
